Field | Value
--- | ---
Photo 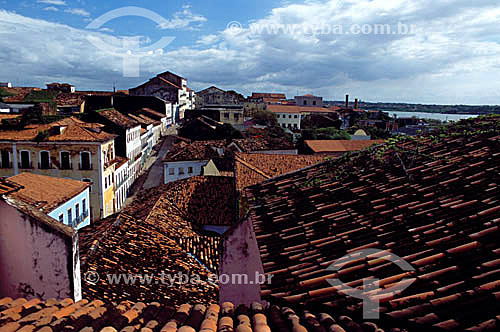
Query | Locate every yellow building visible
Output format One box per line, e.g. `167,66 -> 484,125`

0,117 -> 118,221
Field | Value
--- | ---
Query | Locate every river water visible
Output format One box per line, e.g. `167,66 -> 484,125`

387,111 -> 480,122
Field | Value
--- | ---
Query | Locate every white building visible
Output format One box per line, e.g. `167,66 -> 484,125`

114,157 -> 129,212
163,159 -> 219,183
0,102 -> 10,113
7,173 -> 91,229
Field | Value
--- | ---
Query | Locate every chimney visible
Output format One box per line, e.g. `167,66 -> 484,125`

345,94 -> 349,110
354,99 -> 358,109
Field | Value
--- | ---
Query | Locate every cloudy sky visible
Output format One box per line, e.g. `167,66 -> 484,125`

0,0 -> 499,104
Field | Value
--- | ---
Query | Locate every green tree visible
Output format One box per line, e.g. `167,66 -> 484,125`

253,110 -> 278,127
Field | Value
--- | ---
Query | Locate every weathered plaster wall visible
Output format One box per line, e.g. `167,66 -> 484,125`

0,200 -> 79,300
220,217 -> 263,305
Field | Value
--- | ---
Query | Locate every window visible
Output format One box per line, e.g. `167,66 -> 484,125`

20,150 -> 31,169
179,167 -> 185,175
313,101 -> 317,106
105,177 -> 108,188
294,115 -> 298,118
188,167 -> 193,174
289,115 -> 292,118
224,112 -> 230,119
39,151 -> 50,169
0,150 -> 10,168
82,179 -> 93,193
75,203 -> 80,219
80,151 -> 91,170
83,199 -> 87,216
293,123 -> 298,129
60,151 -> 71,169
303,100 -> 307,105
67,208 -> 72,225
169,168 -> 175,175
277,114 -> 280,118
58,214 -> 64,223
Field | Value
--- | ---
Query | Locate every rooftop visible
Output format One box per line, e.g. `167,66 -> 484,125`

0,117 -> 116,142
304,140 -> 384,153
79,182 -> 222,304
246,116 -> 500,331
235,152 -> 326,192
0,298 -> 394,332
96,109 -> 140,129
7,173 -> 89,213
267,105 -> 340,114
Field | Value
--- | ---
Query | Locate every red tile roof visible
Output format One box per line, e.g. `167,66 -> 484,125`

305,140 -> 384,153
55,93 -> 86,107
7,173 -> 89,213
0,178 -> 22,196
234,153 -> 326,192
79,182 -> 223,304
246,116 -> 500,331
251,93 -> 286,99
0,87 -> 39,103
0,298 -> 394,332
0,117 -> 116,142
97,109 -> 140,129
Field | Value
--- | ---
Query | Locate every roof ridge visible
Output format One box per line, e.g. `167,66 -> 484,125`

235,154 -> 272,179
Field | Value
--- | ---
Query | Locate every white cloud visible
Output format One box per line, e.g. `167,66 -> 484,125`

64,8 -> 90,17
157,6 -> 207,30
197,34 -> 218,45
37,0 -> 66,5
2,1 -> 500,104
43,6 -> 59,12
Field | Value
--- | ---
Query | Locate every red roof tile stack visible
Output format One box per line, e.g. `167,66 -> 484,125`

78,177 -> 234,303
246,116 -> 500,331
162,176 -> 237,227
304,140 -> 384,154
0,298 -> 399,332
0,117 -> 116,142
234,153 -> 326,192
7,173 -> 89,213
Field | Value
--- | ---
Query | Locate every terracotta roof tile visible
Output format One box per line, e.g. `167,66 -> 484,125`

1,299 -> 394,332
304,140 -> 384,153
0,117 -> 116,142
78,180 -> 229,304
7,173 -> 89,213
246,116 -> 500,331
97,109 -> 140,129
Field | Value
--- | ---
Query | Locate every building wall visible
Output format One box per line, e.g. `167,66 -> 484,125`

48,188 -> 91,230
276,112 -> 301,129
114,162 -> 129,212
0,141 -> 113,221
0,199 -> 80,301
220,217 -> 263,305
163,160 -> 210,183
219,110 -> 244,126
295,95 -> 323,107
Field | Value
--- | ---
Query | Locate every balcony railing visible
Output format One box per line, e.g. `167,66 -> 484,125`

69,210 -> 89,228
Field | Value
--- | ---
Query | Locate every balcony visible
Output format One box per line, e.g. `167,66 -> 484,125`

69,209 -> 89,228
